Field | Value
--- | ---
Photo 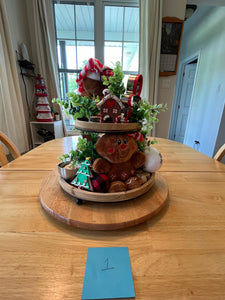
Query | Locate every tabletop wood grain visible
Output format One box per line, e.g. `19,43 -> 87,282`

2,136 -> 225,172
1,137 -> 225,299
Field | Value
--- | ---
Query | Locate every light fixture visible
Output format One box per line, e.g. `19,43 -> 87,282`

185,4 -> 197,20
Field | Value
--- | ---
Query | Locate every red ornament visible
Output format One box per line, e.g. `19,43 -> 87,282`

91,174 -> 110,193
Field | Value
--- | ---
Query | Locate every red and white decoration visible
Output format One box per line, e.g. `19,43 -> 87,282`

76,58 -> 113,94
35,74 -> 53,122
128,132 -> 144,142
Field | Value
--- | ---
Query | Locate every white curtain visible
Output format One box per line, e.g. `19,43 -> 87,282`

139,0 -> 162,135
26,0 -> 62,112
0,0 -> 29,153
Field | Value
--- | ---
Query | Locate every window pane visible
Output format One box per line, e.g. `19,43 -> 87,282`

59,72 -> 67,100
76,5 -> 94,40
57,40 -> 76,69
104,41 -> 122,68
68,73 -> 78,93
124,7 -> 139,42
105,6 -> 123,41
57,44 -> 61,68
66,41 -> 77,69
77,41 -> 95,69
55,4 -> 75,40
57,40 -> 94,70
59,72 -> 78,99
59,72 -> 77,131
123,42 -> 139,71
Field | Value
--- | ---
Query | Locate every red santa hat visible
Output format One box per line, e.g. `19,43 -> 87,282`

76,58 -> 113,94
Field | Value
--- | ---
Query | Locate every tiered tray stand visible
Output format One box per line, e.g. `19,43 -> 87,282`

39,120 -> 169,230
75,120 -> 141,133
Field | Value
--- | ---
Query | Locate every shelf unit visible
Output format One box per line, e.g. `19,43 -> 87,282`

30,120 -> 64,147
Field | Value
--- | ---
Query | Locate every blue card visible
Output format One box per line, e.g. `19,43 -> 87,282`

82,247 -> 135,299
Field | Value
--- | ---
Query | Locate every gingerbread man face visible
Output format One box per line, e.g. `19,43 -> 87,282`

96,134 -> 138,164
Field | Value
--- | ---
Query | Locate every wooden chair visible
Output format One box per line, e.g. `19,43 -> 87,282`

214,144 -> 225,162
0,131 -> 20,166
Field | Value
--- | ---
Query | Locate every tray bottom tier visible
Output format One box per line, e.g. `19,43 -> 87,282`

40,169 -> 169,230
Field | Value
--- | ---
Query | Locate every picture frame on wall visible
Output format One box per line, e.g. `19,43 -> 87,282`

159,17 -> 184,76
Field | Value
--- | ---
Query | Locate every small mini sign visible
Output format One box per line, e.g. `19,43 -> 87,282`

82,247 -> 135,299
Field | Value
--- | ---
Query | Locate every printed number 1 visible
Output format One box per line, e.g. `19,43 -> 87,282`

101,258 -> 115,271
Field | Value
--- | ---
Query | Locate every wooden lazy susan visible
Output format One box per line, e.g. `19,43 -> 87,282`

39,169 -> 169,230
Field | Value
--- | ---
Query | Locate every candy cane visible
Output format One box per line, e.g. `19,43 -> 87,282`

97,113 -> 102,123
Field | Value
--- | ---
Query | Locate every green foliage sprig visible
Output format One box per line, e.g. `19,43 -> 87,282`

58,132 -> 100,165
102,61 -> 125,98
52,93 -> 100,120
129,101 -> 168,150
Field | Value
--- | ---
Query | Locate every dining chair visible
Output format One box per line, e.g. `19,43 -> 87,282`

0,131 -> 20,166
214,144 -> 225,162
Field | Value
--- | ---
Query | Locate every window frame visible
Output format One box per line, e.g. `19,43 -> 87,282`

52,0 -> 139,130
53,0 -> 139,75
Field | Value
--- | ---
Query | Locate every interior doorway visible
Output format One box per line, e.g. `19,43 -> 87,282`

169,54 -> 199,143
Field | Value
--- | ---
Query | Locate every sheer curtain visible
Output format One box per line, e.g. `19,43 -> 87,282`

0,0 -> 29,153
139,0 -> 162,135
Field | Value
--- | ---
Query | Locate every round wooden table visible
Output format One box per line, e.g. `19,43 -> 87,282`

1,137 -> 225,299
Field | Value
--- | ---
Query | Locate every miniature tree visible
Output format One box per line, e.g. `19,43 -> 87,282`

71,159 -> 93,191
35,74 -> 53,122
102,61 -> 125,98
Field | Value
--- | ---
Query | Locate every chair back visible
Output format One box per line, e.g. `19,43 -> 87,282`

0,131 -> 20,166
214,144 -> 225,162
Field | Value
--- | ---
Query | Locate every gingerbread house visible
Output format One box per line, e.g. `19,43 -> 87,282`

97,89 -> 124,123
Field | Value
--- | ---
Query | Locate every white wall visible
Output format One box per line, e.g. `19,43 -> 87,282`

5,0 -> 31,56
180,7 -> 225,157
156,0 -> 186,138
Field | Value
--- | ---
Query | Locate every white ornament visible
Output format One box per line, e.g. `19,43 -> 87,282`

143,147 -> 163,173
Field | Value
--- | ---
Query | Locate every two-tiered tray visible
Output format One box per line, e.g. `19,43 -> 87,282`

39,120 -> 168,230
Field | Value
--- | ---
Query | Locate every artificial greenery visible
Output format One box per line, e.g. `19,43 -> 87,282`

55,60 -> 167,160
58,132 -> 100,165
129,101 -> 168,150
52,94 -> 100,120
102,61 -> 125,98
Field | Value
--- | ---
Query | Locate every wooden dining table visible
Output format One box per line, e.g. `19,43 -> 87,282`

1,136 -> 225,299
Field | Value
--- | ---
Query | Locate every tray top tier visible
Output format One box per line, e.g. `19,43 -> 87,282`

75,120 -> 141,133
